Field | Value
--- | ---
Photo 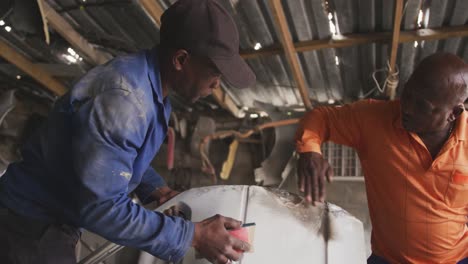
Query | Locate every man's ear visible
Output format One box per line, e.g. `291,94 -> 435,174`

448,104 -> 465,122
172,49 -> 190,71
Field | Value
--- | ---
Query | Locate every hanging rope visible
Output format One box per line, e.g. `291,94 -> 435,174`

363,60 -> 399,99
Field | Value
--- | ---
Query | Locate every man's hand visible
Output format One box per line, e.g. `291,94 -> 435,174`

163,204 -> 181,217
192,214 -> 250,264
150,186 -> 180,206
298,152 -> 333,205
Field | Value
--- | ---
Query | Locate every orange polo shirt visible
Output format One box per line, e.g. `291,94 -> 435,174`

295,99 -> 468,264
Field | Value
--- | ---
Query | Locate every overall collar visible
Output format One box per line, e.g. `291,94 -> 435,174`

146,47 -> 164,105
146,47 -> 172,122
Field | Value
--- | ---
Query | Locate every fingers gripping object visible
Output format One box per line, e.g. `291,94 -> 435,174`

194,222 -> 255,261
228,223 -> 256,253
163,202 -> 192,219
176,202 -> 192,220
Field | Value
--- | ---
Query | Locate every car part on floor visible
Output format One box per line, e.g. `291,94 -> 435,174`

253,102 -> 299,186
199,118 -> 299,182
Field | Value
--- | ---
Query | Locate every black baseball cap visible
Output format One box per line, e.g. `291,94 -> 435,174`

160,0 -> 256,89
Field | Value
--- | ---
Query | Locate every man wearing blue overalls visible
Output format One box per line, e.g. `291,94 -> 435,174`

0,0 -> 255,263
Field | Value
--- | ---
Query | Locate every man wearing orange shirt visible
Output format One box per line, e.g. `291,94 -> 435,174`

296,53 -> 468,264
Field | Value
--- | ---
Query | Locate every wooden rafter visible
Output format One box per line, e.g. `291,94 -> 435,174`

240,33 -> 389,59
268,0 -> 312,110
240,25 -> 468,59
40,0 -> 112,65
138,0 -> 165,27
211,87 -> 244,118
399,25 -> 468,43
211,88 -> 243,117
137,0 -> 244,117
389,0 -> 404,73
387,0 -> 404,99
0,63 -> 85,77
0,39 -> 67,95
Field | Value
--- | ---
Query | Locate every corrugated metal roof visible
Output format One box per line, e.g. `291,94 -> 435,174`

47,0 -> 160,54
2,0 -> 468,110
221,0 -> 468,108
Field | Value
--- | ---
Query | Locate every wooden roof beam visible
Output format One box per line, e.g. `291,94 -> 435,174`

212,87 -> 245,118
0,63 -> 85,77
268,0 -> 313,110
211,89 -> 244,118
400,25 -> 468,42
0,39 -> 67,95
138,0 -> 165,27
39,0 -> 112,65
387,0 -> 404,99
240,25 -> 468,59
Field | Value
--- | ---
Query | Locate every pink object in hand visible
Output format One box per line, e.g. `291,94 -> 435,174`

229,223 -> 255,252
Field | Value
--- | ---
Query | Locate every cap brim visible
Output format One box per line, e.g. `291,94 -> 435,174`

210,54 -> 256,89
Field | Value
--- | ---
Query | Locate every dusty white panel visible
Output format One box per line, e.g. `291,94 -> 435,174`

155,186 -> 248,264
242,187 -> 327,263
145,185 -> 366,264
326,203 -> 367,264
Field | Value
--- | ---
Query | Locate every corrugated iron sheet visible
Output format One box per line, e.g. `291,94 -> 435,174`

2,0 -> 468,109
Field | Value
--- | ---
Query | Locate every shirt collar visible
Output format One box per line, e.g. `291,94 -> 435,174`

146,47 -> 172,124
455,110 -> 467,141
146,47 -> 164,105
393,100 -> 467,141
